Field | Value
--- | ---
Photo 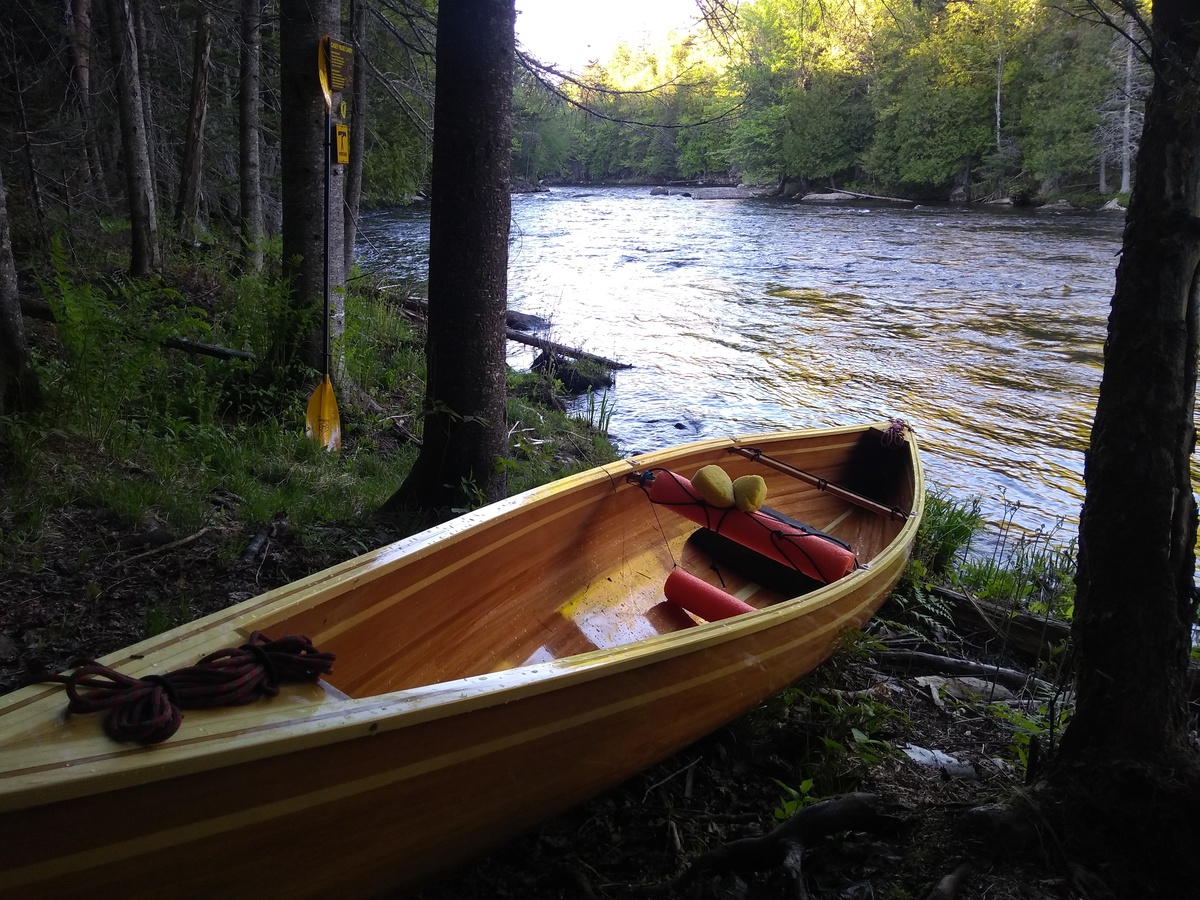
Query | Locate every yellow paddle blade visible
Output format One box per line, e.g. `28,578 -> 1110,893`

305,375 -> 342,452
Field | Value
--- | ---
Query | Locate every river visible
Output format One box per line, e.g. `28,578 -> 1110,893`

357,186 -> 1127,542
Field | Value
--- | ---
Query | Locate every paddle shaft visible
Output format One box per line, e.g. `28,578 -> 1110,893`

323,105 -> 331,376
729,446 -> 910,520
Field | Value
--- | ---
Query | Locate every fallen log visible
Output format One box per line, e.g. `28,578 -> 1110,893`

904,587 -> 1200,700
507,329 -> 632,370
393,295 -> 632,370
163,335 -> 256,361
830,188 -> 915,204
931,586 -> 1070,666
870,649 -> 1054,695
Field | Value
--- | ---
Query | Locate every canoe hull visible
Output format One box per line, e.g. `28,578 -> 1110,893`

0,423 -> 922,898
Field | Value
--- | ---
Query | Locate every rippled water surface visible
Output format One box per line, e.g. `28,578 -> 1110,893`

358,187 -> 1126,536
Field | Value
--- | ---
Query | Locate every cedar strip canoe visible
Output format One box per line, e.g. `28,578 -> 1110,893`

0,422 -> 923,898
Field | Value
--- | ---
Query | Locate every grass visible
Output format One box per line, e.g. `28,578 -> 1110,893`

1,254 -> 618,587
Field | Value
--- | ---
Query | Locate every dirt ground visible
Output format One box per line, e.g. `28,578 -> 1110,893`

0,503 -> 1132,899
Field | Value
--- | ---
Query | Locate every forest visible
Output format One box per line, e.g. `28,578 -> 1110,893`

1,0 -> 1199,898
515,0 -> 1148,203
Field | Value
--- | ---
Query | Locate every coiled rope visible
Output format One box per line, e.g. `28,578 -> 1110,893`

44,632 -> 336,744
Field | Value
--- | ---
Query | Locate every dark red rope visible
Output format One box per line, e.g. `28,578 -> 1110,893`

45,632 -> 336,744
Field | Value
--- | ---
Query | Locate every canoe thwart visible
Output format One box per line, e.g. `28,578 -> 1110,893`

629,469 -> 858,584
729,445 -> 913,521
41,632 -> 336,744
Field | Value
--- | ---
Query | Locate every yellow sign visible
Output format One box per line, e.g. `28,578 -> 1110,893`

318,37 -> 354,111
327,39 -> 353,92
335,124 -> 350,164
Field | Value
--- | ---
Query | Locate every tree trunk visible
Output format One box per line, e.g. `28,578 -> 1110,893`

65,0 -> 109,204
382,0 -> 516,516
239,0 -> 264,271
133,0 -> 163,207
994,48 -> 1002,155
175,8 -> 212,240
1060,0 -> 1200,765
0,163 -> 41,425
13,69 -> 46,239
1049,1 -> 1200,892
343,0 -> 369,278
106,0 -> 159,274
280,0 -> 344,370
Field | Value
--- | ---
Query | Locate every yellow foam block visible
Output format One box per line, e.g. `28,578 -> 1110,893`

692,465 -> 735,508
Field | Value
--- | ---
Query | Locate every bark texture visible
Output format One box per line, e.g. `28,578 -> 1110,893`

385,0 -> 516,514
343,0 -> 369,279
1060,0 -> 1200,763
66,0 -> 108,202
280,0 -> 345,370
175,8 -> 212,239
105,0 -> 159,274
0,164 -> 41,420
239,0 -> 264,271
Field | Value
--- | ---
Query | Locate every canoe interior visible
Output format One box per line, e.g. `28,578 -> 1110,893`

252,426 -> 917,699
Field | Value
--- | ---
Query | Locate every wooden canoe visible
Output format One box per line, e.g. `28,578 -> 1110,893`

0,422 -> 922,898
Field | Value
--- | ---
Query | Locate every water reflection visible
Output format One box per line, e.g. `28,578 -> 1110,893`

357,187 -> 1127,538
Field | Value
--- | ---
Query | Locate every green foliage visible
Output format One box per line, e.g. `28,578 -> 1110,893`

782,72 -> 871,182
512,68 -> 574,183
957,497 -> 1076,618
505,371 -> 620,495
987,699 -> 1071,772
39,239 -> 209,451
520,0 -> 1127,199
727,105 -> 788,183
915,490 -> 985,579
773,776 -> 818,820
891,488 -> 1075,638
339,285 -> 425,400
763,676 -> 907,815
363,130 -> 431,206
222,272 -> 296,365
1015,22 -> 1110,192
887,489 -> 979,640
581,386 -> 615,434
